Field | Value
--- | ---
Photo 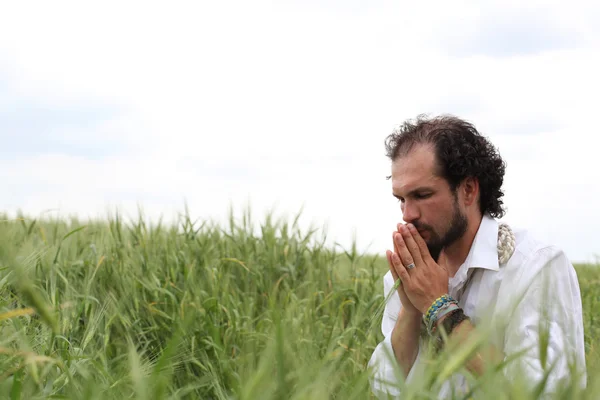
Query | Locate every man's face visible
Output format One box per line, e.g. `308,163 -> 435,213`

391,145 -> 468,261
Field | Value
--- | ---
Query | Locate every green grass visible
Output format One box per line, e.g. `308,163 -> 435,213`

0,208 -> 598,399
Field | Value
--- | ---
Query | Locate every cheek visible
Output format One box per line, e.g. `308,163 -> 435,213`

425,200 -> 452,227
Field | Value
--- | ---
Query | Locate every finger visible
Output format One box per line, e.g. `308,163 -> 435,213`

398,227 -> 423,266
392,231 -> 406,271
390,251 -> 410,283
393,232 -> 416,270
392,230 -> 400,255
386,250 -> 400,281
407,223 -> 432,262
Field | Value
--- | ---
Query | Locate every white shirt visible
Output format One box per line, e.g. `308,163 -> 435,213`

368,214 -> 586,398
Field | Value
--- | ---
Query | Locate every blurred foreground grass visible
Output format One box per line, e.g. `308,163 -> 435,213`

0,209 -> 598,399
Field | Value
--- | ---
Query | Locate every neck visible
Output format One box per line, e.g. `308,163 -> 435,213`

439,214 -> 483,278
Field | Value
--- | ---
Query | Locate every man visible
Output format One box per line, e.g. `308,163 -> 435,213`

368,115 -> 586,398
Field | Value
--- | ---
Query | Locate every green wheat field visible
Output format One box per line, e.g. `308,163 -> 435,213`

0,209 -> 599,399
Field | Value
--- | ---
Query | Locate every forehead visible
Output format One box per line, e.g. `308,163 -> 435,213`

391,145 -> 442,193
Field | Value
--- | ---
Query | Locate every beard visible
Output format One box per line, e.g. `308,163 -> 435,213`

413,199 -> 468,262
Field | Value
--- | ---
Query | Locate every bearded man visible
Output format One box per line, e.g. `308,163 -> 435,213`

368,115 -> 586,398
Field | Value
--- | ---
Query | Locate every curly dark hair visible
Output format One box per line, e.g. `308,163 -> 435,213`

384,114 -> 507,219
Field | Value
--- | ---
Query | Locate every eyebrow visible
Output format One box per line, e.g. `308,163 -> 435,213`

393,187 -> 434,199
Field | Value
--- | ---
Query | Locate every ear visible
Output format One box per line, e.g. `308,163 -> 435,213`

461,177 -> 479,207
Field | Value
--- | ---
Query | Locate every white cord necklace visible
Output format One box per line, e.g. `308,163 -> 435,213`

497,222 -> 516,265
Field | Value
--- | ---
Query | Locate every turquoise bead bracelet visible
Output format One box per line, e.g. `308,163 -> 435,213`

423,294 -> 459,334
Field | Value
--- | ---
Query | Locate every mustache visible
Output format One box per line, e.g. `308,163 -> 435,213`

411,222 -> 433,232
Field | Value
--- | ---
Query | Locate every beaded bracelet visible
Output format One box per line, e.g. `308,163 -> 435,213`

424,294 -> 450,322
423,294 -> 458,332
427,302 -> 460,335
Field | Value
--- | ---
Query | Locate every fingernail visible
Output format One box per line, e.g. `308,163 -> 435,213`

399,225 -> 407,233
407,223 -> 415,231
392,253 -> 399,262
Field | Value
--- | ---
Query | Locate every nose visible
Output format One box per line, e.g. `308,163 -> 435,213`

401,200 -> 420,224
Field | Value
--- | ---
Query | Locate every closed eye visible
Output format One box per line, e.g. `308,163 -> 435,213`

394,193 -> 432,202
393,190 -> 433,203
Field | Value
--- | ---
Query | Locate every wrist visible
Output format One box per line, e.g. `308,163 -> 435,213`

400,307 -> 422,320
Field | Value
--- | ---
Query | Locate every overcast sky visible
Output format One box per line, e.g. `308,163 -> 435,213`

2,1 -> 599,263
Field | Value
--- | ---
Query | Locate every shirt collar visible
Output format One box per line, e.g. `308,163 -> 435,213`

462,213 -> 500,272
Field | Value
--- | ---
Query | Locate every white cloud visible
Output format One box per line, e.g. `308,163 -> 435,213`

1,0 -> 599,262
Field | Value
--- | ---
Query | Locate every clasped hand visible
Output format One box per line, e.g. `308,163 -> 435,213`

385,223 -> 449,315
